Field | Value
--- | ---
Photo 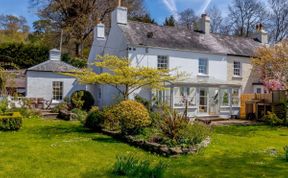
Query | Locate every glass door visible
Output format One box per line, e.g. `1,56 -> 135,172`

208,88 -> 219,115
199,88 -> 208,113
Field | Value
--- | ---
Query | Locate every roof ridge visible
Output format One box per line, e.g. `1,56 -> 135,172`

28,60 -> 50,70
127,20 -> 256,41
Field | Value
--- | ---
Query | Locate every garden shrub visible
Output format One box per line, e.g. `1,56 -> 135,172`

84,109 -> 104,130
89,106 -> 99,113
102,106 -> 121,132
71,90 -> 94,111
263,112 -> 283,126
10,108 -> 41,119
158,110 -> 189,140
135,95 -> 152,111
71,108 -> 87,122
71,91 -> 85,109
52,102 -> 69,113
112,154 -> 167,178
0,112 -> 22,131
0,99 -> 8,114
177,122 -> 211,146
114,100 -> 151,135
284,145 -> 288,162
149,111 -> 162,127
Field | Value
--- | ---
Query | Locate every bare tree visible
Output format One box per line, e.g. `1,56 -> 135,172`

267,0 -> 288,43
207,5 -> 223,33
0,15 -> 29,32
31,0 -> 146,57
228,0 -> 267,37
178,8 -> 198,30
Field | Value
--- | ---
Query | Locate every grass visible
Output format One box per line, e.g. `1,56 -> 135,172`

0,118 -> 287,178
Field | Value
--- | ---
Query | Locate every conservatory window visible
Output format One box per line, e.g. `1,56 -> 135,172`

220,89 -> 230,106
232,88 -> 240,106
155,89 -> 170,105
173,87 -> 196,107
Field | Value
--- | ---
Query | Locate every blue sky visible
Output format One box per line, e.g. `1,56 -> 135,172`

0,0 -> 233,28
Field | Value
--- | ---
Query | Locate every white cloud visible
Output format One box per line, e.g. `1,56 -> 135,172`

161,0 -> 180,20
161,0 -> 214,20
198,0 -> 212,15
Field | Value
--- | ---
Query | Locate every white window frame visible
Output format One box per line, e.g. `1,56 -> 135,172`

231,88 -> 240,107
173,87 -> 196,108
52,81 -> 63,101
233,61 -> 241,77
157,56 -> 169,69
198,58 -> 208,75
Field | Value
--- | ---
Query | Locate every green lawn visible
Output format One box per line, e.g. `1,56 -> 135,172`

0,118 -> 287,178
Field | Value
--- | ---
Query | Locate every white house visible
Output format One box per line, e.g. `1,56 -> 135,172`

26,49 -> 85,105
88,4 -> 268,118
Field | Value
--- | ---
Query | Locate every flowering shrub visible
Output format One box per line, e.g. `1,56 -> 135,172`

263,80 -> 284,91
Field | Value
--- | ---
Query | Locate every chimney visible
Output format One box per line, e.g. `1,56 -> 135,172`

49,49 -> 61,61
111,0 -> 127,26
94,20 -> 105,40
255,23 -> 268,44
200,14 -> 211,34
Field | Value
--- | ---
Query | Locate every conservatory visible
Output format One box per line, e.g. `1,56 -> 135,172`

155,78 -> 242,118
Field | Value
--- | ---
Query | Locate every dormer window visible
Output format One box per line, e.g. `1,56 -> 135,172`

233,61 -> 241,76
157,56 -> 169,69
198,58 -> 208,75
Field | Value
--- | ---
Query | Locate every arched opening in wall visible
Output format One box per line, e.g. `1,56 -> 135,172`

71,90 -> 95,111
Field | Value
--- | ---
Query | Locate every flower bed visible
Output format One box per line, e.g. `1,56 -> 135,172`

84,100 -> 212,156
101,129 -> 211,157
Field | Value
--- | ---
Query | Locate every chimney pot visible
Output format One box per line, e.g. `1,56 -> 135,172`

94,22 -> 105,40
255,23 -> 268,44
111,6 -> 127,26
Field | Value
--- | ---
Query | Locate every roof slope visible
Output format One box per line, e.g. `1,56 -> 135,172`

27,60 -> 78,72
119,21 -> 263,57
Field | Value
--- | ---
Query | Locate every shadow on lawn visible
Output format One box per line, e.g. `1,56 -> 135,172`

92,137 -> 120,143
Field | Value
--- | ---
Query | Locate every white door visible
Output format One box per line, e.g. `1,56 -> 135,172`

199,88 -> 208,114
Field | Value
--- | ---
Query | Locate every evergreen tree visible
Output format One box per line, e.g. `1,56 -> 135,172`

163,16 -> 176,27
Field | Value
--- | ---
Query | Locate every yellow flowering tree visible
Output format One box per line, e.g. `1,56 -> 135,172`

252,40 -> 288,91
66,55 -> 184,100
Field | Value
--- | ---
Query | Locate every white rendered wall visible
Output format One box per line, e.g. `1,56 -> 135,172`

128,47 -> 228,100
98,24 -> 128,107
26,71 -> 86,102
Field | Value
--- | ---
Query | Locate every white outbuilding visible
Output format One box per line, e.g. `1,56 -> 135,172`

26,49 -> 85,106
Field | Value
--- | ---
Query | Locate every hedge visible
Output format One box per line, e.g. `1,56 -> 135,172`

0,112 -> 23,131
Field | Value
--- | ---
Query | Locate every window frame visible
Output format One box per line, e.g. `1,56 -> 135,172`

231,88 -> 240,107
157,56 -> 169,70
198,58 -> 208,75
52,81 -> 64,101
233,61 -> 241,77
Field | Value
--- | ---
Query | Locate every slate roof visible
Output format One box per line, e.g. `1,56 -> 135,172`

27,60 -> 78,72
119,21 -> 263,57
